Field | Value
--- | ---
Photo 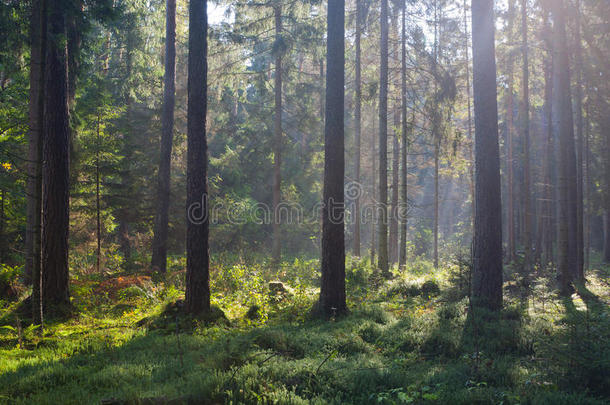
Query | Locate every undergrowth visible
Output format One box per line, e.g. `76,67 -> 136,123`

0,253 -> 608,404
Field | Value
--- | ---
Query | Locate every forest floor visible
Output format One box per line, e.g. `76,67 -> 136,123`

0,254 -> 609,404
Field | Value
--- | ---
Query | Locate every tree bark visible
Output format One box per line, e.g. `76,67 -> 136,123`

185,0 -> 210,314
152,0 -> 177,273
389,110 -> 400,264
572,0 -> 585,280
353,0 -> 362,257
506,0 -> 516,263
520,0 -> 533,269
471,0 -> 503,310
319,0 -> 346,316
550,0 -> 578,295
378,0 -> 389,276
42,0 -> 71,313
398,4 -> 408,270
271,5 -> 283,265
27,0 -> 46,326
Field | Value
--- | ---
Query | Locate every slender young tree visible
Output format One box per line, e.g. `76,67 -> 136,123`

151,0 -> 177,273
319,0 -> 346,316
520,0 -> 533,269
550,0 -> 578,295
471,0 -> 503,310
572,0 -> 585,280
353,0 -> 362,257
185,0 -> 210,314
42,0 -> 71,313
27,0 -> 46,324
505,0 -> 516,263
378,0 -> 389,276
389,110 -> 400,264
398,2 -> 408,269
271,4 -> 283,265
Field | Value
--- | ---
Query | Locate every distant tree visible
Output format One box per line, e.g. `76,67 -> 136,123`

378,0 -> 389,276
42,0 -> 71,314
319,0 -> 346,317
505,0 -> 516,263
520,0 -> 533,269
353,0 -> 362,257
185,0 -> 210,314
398,1 -> 408,270
151,0 -> 177,273
471,0 -> 503,310
550,0 -> 579,295
271,3 -> 283,265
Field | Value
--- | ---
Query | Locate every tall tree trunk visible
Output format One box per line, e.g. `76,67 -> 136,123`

152,0 -> 177,273
271,5 -> 283,265
42,0 -> 71,314
541,29 -> 555,266
389,111 -> 400,264
118,24 -> 134,266
572,0 -> 585,280
185,0 -> 210,314
399,4 -> 408,270
471,0 -> 503,310
378,0 -> 389,276
520,0 -> 532,269
96,112 -> 101,273
353,0 -> 362,257
463,0 -> 474,235
432,0 -> 440,269
506,0 -> 516,263
319,0 -> 346,316
371,102 -> 377,264
551,0 -> 578,295
27,0 -> 46,326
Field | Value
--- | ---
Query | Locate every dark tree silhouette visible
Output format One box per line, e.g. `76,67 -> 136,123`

353,0 -> 362,257
185,0 -> 210,314
42,0 -> 71,313
319,0 -> 346,317
471,0 -> 503,310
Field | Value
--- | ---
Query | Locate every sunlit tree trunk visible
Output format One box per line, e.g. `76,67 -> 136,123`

185,0 -> 210,314
378,0 -> 389,276
390,110 -> 400,265
572,0 -> 585,280
463,0 -> 474,235
319,0 -> 346,316
152,0 -> 177,273
471,0 -> 503,310
42,0 -> 71,314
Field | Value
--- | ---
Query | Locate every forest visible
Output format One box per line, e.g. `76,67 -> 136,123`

0,0 -> 609,403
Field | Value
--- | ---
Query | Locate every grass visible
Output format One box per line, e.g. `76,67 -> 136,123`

0,254 -> 609,404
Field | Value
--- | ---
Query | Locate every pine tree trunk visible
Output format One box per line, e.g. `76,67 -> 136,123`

319,0 -> 346,316
185,0 -> 210,314
520,0 -> 533,269
27,0 -> 46,327
271,5 -> 283,265
378,0 -> 389,276
551,0 -> 578,295
152,0 -> 177,273
572,0 -> 585,280
398,4 -> 408,270
389,111 -> 400,265
471,0 -> 503,310
463,0 -> 474,236
506,0 -> 516,263
96,112 -> 101,274
353,0 -> 362,257
42,0 -> 71,314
